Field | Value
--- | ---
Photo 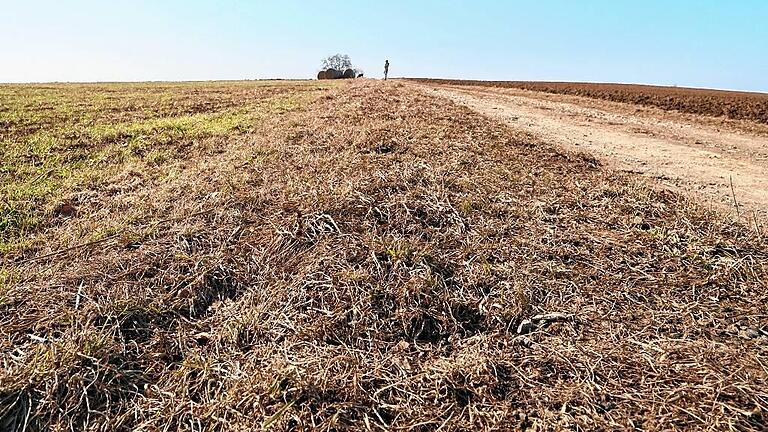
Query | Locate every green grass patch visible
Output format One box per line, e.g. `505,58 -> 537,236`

0,83 -> 319,254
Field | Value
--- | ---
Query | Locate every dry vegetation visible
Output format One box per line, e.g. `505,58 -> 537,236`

1,80 -> 767,431
409,79 -> 768,124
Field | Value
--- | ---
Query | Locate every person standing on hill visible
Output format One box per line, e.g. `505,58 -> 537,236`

384,60 -> 390,80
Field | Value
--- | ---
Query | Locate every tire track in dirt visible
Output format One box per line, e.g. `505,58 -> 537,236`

420,83 -> 768,224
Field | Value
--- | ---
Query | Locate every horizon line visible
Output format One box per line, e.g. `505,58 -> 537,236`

1,77 -> 766,95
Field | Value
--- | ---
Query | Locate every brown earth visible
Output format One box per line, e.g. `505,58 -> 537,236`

411,79 -> 768,124
415,82 -> 768,227
1,80 -> 767,431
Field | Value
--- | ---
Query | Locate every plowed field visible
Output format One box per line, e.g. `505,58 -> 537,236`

411,79 -> 768,124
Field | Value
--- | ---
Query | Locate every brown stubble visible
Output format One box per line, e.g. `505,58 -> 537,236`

1,80 -> 767,431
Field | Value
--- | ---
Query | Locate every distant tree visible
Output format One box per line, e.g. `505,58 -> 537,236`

321,54 -> 353,71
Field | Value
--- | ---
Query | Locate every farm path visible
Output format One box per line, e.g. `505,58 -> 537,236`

420,83 -> 768,223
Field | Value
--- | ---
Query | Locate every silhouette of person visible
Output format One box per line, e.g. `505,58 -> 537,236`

384,60 -> 390,80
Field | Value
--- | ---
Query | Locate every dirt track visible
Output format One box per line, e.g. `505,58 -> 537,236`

419,83 -> 768,224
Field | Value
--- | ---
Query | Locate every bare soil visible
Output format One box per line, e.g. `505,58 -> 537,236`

411,79 -> 768,124
418,83 -> 768,225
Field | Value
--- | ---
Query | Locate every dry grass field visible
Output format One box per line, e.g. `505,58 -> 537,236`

1,80 -> 767,431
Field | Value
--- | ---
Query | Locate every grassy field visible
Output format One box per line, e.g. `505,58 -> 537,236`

1,80 -> 767,431
0,81 -> 326,255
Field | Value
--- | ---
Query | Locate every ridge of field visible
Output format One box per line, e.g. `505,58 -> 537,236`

1,80 -> 767,431
409,79 -> 768,124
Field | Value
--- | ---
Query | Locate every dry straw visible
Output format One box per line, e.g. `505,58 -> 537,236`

1,80 -> 766,431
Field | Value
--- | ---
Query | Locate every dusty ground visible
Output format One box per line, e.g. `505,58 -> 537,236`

420,83 -> 768,227
411,79 -> 768,124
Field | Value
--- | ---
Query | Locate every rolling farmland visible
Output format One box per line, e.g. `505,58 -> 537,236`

1,80 -> 767,431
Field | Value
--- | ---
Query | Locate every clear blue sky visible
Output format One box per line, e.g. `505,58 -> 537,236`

2,0 -> 767,91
